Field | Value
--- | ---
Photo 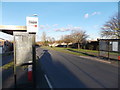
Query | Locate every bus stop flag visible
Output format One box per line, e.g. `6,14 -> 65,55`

26,17 -> 38,33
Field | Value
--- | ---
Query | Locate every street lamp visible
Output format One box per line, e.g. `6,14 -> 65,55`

33,14 -> 38,17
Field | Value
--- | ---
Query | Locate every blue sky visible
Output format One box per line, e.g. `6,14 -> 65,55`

0,2 -> 118,41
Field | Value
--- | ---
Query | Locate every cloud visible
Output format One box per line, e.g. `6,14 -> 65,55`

54,28 -> 70,32
84,13 -> 89,18
39,24 -> 50,30
92,12 -> 101,16
39,25 -> 45,29
40,24 -> 59,30
40,24 -> 82,32
93,25 -> 99,28
84,12 -> 101,19
54,25 -> 81,32
52,24 -> 59,27
46,24 -> 51,29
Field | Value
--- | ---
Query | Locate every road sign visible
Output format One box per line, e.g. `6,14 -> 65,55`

26,17 -> 38,33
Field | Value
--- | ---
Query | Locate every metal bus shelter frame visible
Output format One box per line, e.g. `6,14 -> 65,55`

13,32 -> 36,88
98,39 -> 120,61
0,26 -> 37,88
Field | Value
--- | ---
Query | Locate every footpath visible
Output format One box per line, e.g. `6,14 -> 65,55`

2,54 -> 49,89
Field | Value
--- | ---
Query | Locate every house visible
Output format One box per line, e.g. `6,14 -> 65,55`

48,42 -> 73,47
0,38 -> 13,53
48,43 -> 59,47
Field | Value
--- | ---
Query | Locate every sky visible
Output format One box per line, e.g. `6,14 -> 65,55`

0,1 -> 118,41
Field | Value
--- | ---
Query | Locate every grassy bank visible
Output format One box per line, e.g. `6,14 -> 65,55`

41,46 -> 119,60
1,61 -> 14,70
41,46 -> 97,56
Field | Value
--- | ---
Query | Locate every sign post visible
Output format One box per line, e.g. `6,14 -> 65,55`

26,16 -> 38,88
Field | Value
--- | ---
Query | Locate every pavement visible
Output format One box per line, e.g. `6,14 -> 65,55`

36,47 -> 119,88
2,48 -> 49,89
2,68 -> 14,88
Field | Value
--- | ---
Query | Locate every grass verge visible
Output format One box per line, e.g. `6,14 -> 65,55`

41,46 -> 119,60
41,46 -> 88,56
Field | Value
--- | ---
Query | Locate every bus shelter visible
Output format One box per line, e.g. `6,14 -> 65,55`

0,25 -> 36,88
98,39 -> 120,60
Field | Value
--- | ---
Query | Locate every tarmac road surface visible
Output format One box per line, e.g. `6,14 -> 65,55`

36,47 -> 119,88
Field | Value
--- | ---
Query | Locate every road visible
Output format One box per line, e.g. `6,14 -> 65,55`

36,47 -> 119,88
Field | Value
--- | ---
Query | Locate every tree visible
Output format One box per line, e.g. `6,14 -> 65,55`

55,40 -> 63,44
63,35 -> 72,48
41,32 -> 47,42
41,32 -> 48,46
47,37 -> 55,44
71,30 -> 88,49
101,13 -> 120,39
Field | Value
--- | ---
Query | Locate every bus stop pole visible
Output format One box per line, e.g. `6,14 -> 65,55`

107,40 -> 110,61
118,40 -> 120,89
31,33 -> 36,88
97,39 -> 100,58
13,33 -> 17,88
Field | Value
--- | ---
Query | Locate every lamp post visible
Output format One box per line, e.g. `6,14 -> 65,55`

33,14 -> 38,17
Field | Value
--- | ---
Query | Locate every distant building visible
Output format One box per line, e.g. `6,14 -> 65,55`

49,43 -> 59,47
0,25 -> 26,53
0,38 -> 13,53
48,42 -> 72,47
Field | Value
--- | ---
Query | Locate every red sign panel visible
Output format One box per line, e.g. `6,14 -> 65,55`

34,25 -> 37,27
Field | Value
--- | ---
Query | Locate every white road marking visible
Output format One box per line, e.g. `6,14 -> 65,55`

44,74 -> 53,89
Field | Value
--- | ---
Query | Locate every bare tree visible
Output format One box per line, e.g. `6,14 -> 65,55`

63,35 -> 72,48
55,40 -> 63,44
101,13 -> 120,39
71,30 -> 88,49
41,32 -> 47,41
47,37 -> 55,44
41,31 -> 48,45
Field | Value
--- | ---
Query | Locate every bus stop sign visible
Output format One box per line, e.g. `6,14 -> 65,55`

26,17 -> 38,33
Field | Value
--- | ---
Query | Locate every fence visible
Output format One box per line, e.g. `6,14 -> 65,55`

98,39 -> 120,60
